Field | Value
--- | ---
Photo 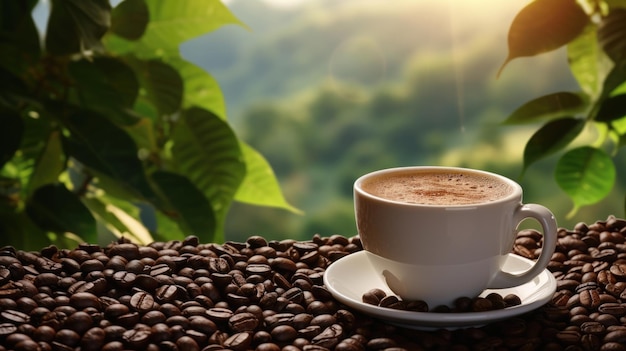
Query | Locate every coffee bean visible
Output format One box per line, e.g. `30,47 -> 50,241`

122,328 -> 151,349
55,328 -> 81,347
271,257 -> 297,273
580,289 -> 602,309
206,307 -> 233,323
256,343 -> 281,351
312,323 -> 343,349
223,331 -> 252,351
1,309 -> 29,323
362,288 -> 386,306
272,324 -> 298,342
108,243 -> 140,261
155,284 -> 181,302
130,291 -> 155,312
80,327 -> 106,351
228,312 -> 259,332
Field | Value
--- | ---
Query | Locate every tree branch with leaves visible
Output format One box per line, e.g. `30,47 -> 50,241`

0,0 -> 299,250
499,0 -> 626,217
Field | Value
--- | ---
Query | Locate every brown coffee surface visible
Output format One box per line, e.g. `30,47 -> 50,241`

361,170 -> 513,205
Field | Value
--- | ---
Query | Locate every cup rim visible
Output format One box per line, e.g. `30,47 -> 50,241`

354,166 -> 523,207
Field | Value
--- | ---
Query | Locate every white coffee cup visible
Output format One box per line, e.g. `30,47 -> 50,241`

354,166 -> 557,308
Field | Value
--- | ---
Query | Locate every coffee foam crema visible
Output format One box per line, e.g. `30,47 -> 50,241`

361,170 -> 514,205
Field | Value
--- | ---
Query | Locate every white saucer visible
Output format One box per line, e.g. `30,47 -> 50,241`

323,251 -> 556,330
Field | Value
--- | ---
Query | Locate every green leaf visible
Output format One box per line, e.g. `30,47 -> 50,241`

555,146 -> 616,215
171,107 -> 245,233
69,57 -> 140,124
598,8 -> 626,64
25,183 -> 97,242
0,211 -> 52,251
28,131 -> 65,195
523,117 -> 585,172
63,109 -> 154,200
151,170 -> 216,242
129,58 -> 183,115
110,0 -> 149,40
499,0 -> 589,76
503,92 -> 586,124
0,110 -> 23,168
568,24 -> 613,98
601,61 -> 626,99
0,0 -> 41,74
235,142 -> 302,214
123,118 -> 157,153
105,0 -> 244,59
170,58 -> 226,119
81,196 -> 153,245
595,94 -> 626,123
46,0 -> 111,55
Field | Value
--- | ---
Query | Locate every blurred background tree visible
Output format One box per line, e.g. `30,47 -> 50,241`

183,0 -> 626,242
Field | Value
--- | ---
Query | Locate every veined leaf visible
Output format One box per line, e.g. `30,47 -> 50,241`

598,8 -> 626,64
110,0 -> 149,41
523,117 -> 585,172
235,142 -> 302,214
82,197 -> 153,245
25,183 -> 97,242
595,94 -> 626,122
46,0 -> 111,55
69,57 -> 140,124
0,211 -> 52,252
568,24 -> 613,98
63,109 -> 154,200
28,131 -> 65,195
0,110 -> 23,168
171,107 -> 245,232
555,146 -> 616,215
601,61 -> 626,99
105,0 -> 244,59
151,170 -> 216,242
169,57 -> 226,119
123,118 -> 157,154
499,0 -> 589,76
0,0 -> 41,74
503,92 -> 586,124
129,58 -> 183,115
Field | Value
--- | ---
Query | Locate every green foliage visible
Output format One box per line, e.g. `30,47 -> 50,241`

0,0 -> 296,250
555,146 -> 616,215
500,0 -> 626,217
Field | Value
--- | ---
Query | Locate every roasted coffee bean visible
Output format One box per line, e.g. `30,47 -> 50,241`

206,307 -> 233,323
271,324 -> 298,342
223,331 -> 252,351
312,323 -> 343,348
155,284 -> 180,302
1,309 -> 29,323
379,295 -> 405,310
362,288 -> 386,306
282,287 -> 305,304
130,291 -> 155,312
228,312 -> 259,332
80,327 -> 106,351
10,223 -> 626,351
122,328 -> 151,349
69,292 -> 100,310
580,289 -> 602,309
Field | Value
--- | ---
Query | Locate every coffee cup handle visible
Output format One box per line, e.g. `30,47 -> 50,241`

489,203 -> 557,288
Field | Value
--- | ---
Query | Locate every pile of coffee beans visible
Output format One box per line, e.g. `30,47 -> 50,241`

362,289 -> 522,313
1,216 -> 626,350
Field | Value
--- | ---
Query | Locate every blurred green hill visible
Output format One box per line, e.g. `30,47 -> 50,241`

181,0 -> 626,241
